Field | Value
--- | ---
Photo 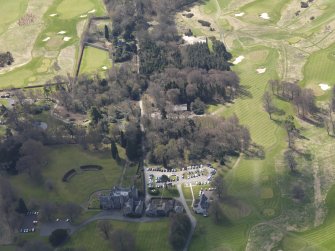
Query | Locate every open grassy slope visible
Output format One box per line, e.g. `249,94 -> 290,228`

239,0 -> 291,24
302,42 -> 335,98
10,145 -> 123,205
65,220 -> 171,251
57,0 -> 99,19
0,0 -> 28,35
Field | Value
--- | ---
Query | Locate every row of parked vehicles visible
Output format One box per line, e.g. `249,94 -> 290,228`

147,167 -> 179,172
26,211 -> 39,216
20,228 -> 35,233
147,164 -> 213,173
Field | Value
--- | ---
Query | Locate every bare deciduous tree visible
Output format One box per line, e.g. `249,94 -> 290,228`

284,150 -> 297,172
262,91 -> 276,119
98,220 -> 113,240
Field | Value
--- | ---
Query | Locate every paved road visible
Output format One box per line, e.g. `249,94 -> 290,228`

177,184 -> 197,251
39,210 -> 163,237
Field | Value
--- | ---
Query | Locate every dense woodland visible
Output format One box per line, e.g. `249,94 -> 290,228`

143,115 -> 250,168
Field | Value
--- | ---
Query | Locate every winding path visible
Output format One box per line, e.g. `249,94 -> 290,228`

40,210 -> 163,237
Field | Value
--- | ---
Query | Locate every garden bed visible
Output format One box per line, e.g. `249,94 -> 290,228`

62,169 -> 77,182
80,165 -> 103,171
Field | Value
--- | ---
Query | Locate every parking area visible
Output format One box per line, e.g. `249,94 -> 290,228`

20,211 -> 39,233
145,164 -> 217,189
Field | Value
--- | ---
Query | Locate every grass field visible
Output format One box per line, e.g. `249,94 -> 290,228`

0,246 -> 16,251
10,145 -> 123,205
0,57 -> 55,88
202,0 -> 217,15
0,0 -> 28,35
65,220 -> 171,251
239,0 -> 291,24
80,47 -> 112,75
216,46 -> 280,147
187,44 -> 294,250
57,0 -> 98,19
0,0 -> 106,88
302,42 -> 335,99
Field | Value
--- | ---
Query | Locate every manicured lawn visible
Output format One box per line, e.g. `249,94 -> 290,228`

0,245 -> 16,251
301,42 -> 335,99
217,0 -> 232,9
219,46 -> 281,147
0,0 -> 106,88
0,0 -> 28,35
188,44 -> 296,250
10,145 -> 123,205
201,0 -> 232,14
64,220 -> 171,251
38,0 -> 105,51
202,0 -> 217,15
239,0 -> 291,24
57,0 -> 103,19
80,47 -> 112,75
0,57 -> 54,88
158,187 -> 180,197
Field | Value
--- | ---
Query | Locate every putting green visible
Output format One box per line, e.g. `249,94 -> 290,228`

80,47 -> 112,74
0,0 -> 28,35
57,0 -> 99,19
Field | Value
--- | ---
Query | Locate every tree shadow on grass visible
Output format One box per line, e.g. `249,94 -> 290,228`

270,118 -> 283,126
299,115 -> 323,128
237,85 -> 253,99
244,143 -> 265,160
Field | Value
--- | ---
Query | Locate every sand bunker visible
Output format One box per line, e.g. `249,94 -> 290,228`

42,37 -> 50,42
88,9 -> 96,13
102,66 -> 108,70
319,83 -> 331,91
182,35 -> 206,45
49,13 -> 57,17
63,37 -> 71,41
235,12 -> 245,17
233,56 -> 245,65
80,14 -> 87,18
58,31 -> 66,34
256,68 -> 267,74
260,13 -> 270,20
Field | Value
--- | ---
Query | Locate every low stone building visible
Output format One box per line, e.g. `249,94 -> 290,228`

100,186 -> 143,216
145,198 -> 183,217
193,193 -> 209,216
